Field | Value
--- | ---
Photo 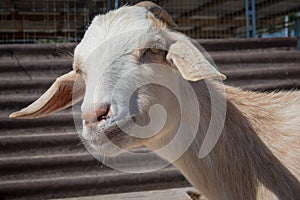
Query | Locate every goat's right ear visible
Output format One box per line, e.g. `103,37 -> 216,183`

9,71 -> 85,119
166,37 -> 226,82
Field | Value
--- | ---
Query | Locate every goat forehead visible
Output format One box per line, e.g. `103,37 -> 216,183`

75,6 -> 151,63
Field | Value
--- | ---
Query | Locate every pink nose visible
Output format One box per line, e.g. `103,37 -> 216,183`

81,103 -> 111,123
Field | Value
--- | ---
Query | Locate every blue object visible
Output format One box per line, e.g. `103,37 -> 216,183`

245,0 -> 250,38
245,0 -> 257,38
251,0 -> 256,38
115,0 -> 119,9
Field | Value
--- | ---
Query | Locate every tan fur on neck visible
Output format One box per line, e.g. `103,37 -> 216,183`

147,81 -> 300,200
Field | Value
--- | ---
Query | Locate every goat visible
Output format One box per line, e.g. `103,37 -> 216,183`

10,2 -> 300,199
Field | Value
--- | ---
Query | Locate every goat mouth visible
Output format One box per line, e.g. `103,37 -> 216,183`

84,116 -> 132,141
80,115 -> 137,156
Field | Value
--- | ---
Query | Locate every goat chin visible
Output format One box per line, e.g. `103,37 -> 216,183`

145,80 -> 300,200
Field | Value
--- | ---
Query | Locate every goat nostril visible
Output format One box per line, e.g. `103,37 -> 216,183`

81,103 -> 112,123
95,104 -> 111,122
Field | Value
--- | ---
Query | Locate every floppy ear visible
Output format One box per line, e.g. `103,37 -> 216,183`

9,71 -> 85,119
166,37 -> 226,81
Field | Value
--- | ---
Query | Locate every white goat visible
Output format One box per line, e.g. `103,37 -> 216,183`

10,2 -> 300,199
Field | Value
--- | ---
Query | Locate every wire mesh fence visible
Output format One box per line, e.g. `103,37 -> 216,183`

0,0 -> 300,43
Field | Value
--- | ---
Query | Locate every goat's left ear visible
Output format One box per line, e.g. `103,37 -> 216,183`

9,71 -> 85,119
166,38 -> 226,81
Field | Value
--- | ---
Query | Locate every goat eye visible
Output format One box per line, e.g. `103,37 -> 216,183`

76,69 -> 84,75
149,48 -> 161,54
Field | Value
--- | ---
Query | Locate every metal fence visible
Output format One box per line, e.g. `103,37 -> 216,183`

0,0 -> 300,43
